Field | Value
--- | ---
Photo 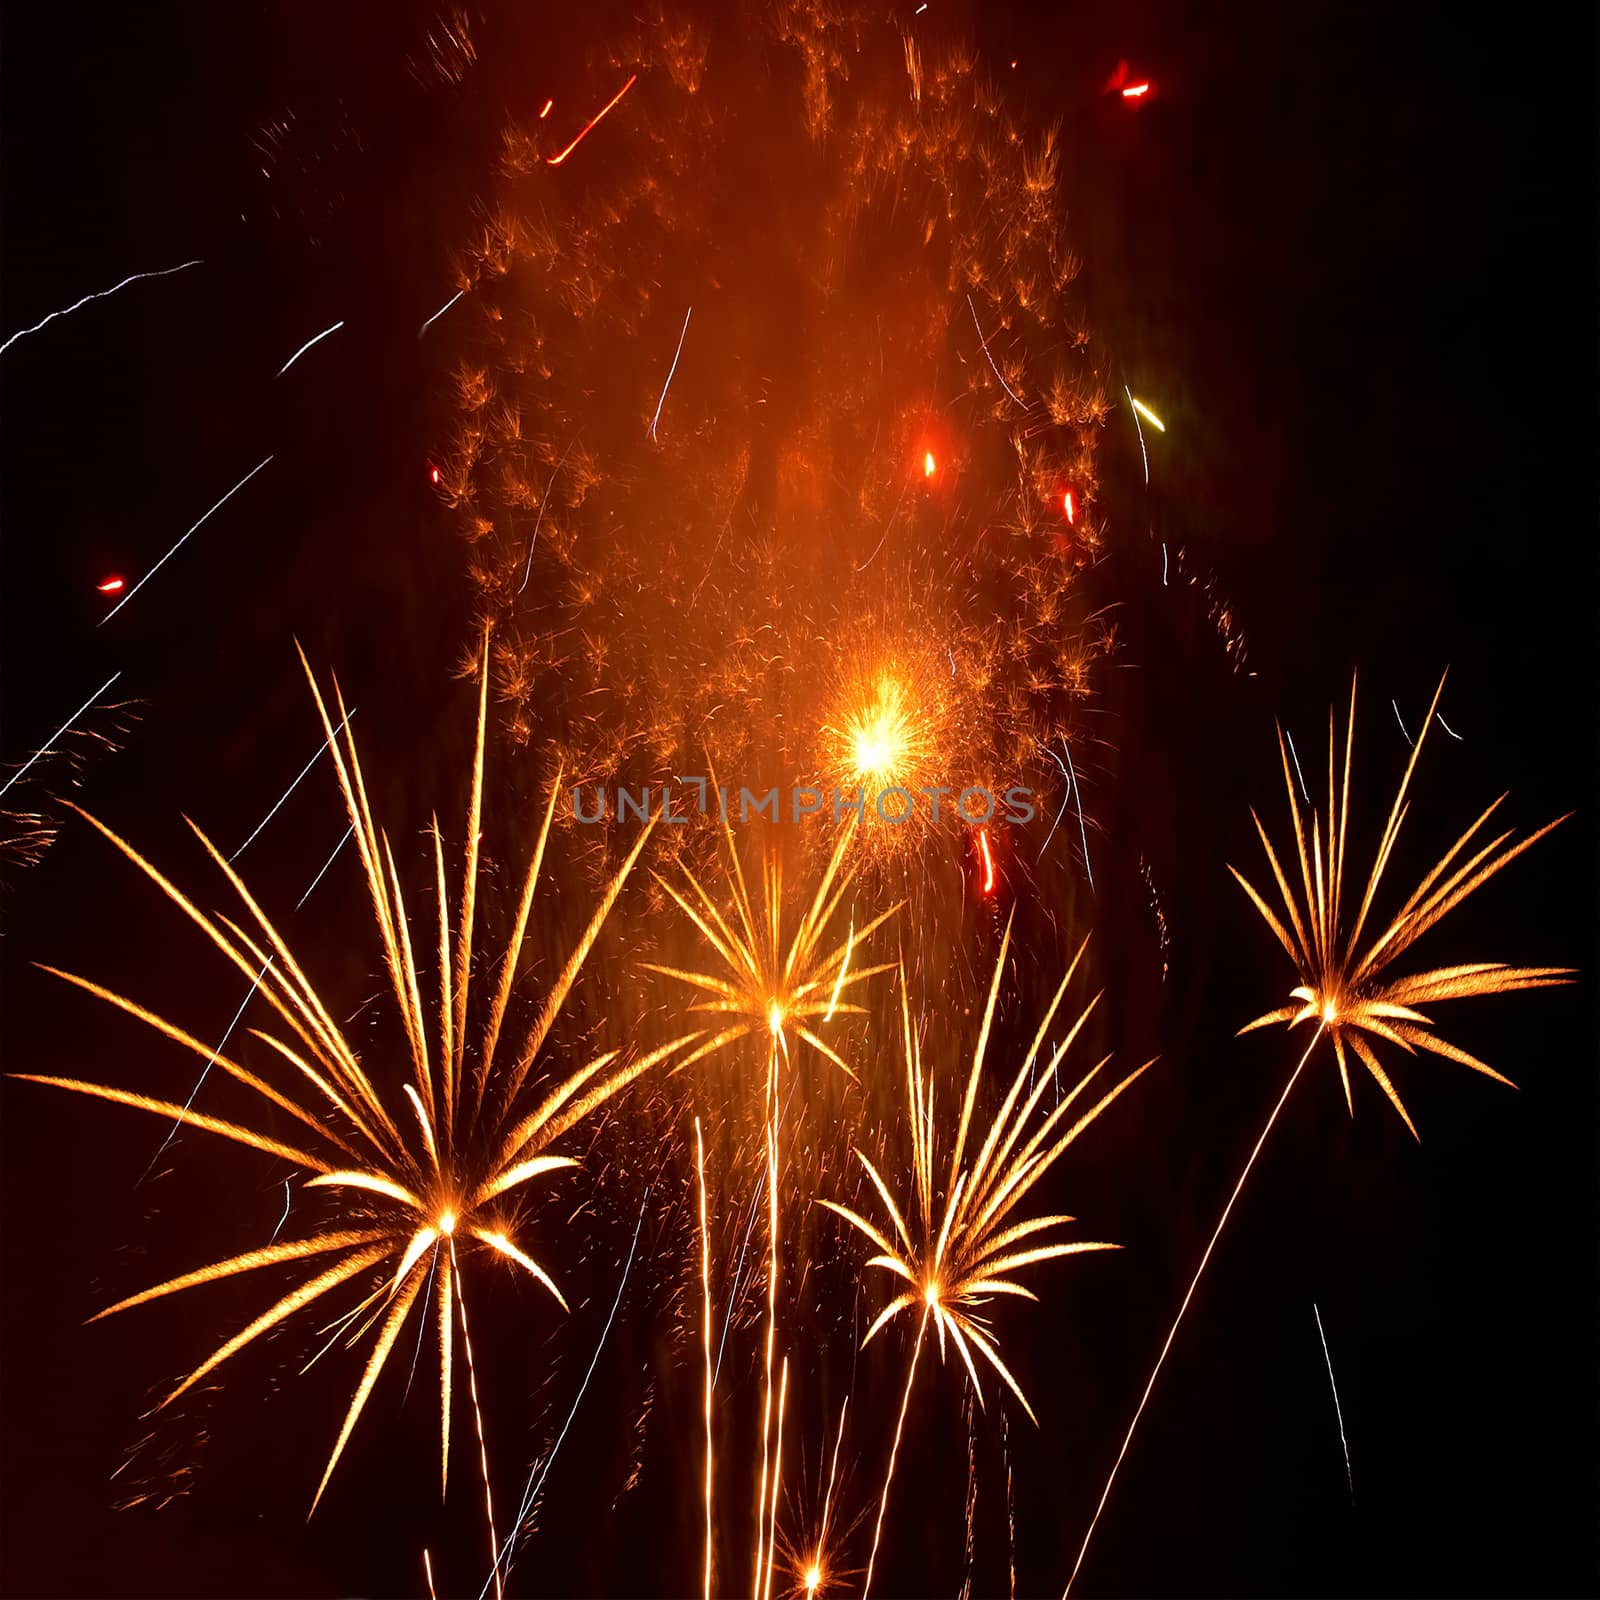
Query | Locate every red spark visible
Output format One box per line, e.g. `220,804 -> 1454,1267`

978,829 -> 996,894
96,575 -> 125,595
539,99 -> 553,119
1063,489 -> 1076,523
546,74 -> 638,167
1122,83 -> 1151,99
429,464 -> 441,485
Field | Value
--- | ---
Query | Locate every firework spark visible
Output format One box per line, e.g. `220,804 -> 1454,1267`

826,922 -> 1150,1594
1063,674 -> 1570,1594
18,643 -> 690,1512
0,258 -> 203,357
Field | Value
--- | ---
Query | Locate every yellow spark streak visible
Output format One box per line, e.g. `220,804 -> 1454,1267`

423,1548 -> 437,1600
862,1308 -> 928,1600
764,1355 -> 790,1600
697,1116 -> 714,1600
1128,395 -> 1165,431
753,1037 -> 781,1600
453,1240 -> 503,1600
824,919 -> 853,1022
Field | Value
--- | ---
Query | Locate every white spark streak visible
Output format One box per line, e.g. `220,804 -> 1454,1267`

1,260 -> 203,357
275,319 -> 344,377
100,456 -> 274,625
967,295 -> 1025,407
0,671 -> 122,800
648,306 -> 693,440
1313,1302 -> 1353,1500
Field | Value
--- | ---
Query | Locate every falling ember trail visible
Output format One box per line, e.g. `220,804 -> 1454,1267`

546,73 -> 638,166
100,456 -> 274,625
697,1118 -> 714,1600
0,259 -> 202,356
1063,1024 -> 1326,1596
1313,1303 -> 1354,1500
978,828 -> 996,893
423,1549 -> 437,1600
0,670 -> 122,800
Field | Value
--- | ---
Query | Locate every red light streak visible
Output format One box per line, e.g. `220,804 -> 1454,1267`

429,465 -> 441,485
546,74 -> 638,167
95,575 -> 125,595
978,829 -> 995,894
1122,83 -> 1151,99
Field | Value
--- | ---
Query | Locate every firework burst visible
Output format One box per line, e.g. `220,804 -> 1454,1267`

1064,673 -> 1572,1595
827,920 -> 1150,1593
1231,673 -> 1573,1133
16,645 -> 690,1515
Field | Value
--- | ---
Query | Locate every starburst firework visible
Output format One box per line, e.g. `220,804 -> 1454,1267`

827,920 -> 1149,1593
1231,674 -> 1573,1133
17,646 -> 688,1513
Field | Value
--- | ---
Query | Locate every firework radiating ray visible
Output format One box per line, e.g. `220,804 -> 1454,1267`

1064,675 -> 1570,1594
276,319 -> 345,377
827,922 -> 1149,1592
17,641 -> 692,1513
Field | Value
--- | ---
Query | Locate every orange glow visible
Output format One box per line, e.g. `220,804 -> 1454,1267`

96,575 -> 125,595
977,829 -> 995,894
1122,83 -> 1151,99
539,98 -> 553,119
1063,489 -> 1075,523
922,450 -> 936,479
546,73 -> 638,167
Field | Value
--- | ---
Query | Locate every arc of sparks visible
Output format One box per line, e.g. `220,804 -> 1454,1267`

0,671 -> 122,800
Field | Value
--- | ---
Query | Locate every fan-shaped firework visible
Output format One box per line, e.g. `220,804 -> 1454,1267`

827,920 -> 1149,1593
439,3 -> 1115,872
1063,674 -> 1572,1595
16,647 -> 688,1515
1231,673 -> 1573,1133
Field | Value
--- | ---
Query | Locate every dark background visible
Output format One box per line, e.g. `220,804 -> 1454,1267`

2,2 -> 1594,1596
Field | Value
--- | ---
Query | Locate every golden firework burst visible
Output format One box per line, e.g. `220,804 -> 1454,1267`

827,920 -> 1149,1594
17,646 -> 690,1516
645,807 -> 898,1079
1231,674 -> 1573,1134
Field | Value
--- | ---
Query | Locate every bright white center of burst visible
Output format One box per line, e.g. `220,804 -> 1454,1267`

924,1281 -> 941,1307
438,1211 -> 457,1236
1321,999 -> 1339,1024
768,1001 -> 786,1036
805,1564 -> 821,1594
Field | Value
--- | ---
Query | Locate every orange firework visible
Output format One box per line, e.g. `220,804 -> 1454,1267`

826,923 -> 1150,1595
18,644 -> 691,1517
1064,674 -> 1572,1595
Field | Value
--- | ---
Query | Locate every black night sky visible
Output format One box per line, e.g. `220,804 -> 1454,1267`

2,3 -> 1595,1597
